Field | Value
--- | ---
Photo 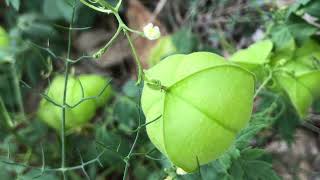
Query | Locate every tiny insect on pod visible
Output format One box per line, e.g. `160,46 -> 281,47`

38,74 -> 112,131
141,52 -> 255,172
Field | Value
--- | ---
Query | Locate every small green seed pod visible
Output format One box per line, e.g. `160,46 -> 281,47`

141,52 -> 255,172
38,75 -> 112,131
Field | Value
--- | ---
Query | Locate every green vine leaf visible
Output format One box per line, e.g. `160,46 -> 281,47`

287,14 -> 317,43
43,0 -> 73,22
274,72 -> 313,118
235,116 -> 273,149
298,71 -> 320,98
5,0 -> 20,11
270,24 -> 294,50
304,0 -> 320,17
229,40 -> 273,81
228,148 -> 280,180
229,40 -> 273,66
271,37 -> 296,66
272,39 -> 320,118
293,39 -> 320,69
172,28 -> 199,54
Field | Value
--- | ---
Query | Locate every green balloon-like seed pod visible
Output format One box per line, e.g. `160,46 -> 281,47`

38,74 -> 112,131
141,52 -> 255,172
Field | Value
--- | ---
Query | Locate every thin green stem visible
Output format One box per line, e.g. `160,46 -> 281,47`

96,0 -> 116,12
124,30 -> 144,84
196,157 -> 203,180
122,123 -> 140,180
10,61 -> 25,121
1,149 -> 106,173
0,97 -> 31,145
114,13 -> 124,25
60,5 -> 76,173
122,107 -> 143,180
61,64 -> 70,169
130,115 -> 161,132
79,1 -> 146,84
93,26 -> 122,58
79,0 -> 112,13
254,68 -> 273,99
116,0 -> 122,10
123,26 -> 144,36
0,97 -> 15,128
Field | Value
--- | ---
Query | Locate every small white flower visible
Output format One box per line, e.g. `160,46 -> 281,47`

176,167 -> 187,175
143,23 -> 161,40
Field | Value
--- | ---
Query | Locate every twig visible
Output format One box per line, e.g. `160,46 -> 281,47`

10,61 -> 25,121
65,80 -> 112,109
60,3 -> 76,177
254,68 -> 273,99
151,0 -> 168,22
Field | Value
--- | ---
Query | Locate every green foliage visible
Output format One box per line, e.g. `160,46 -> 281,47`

16,14 -> 58,39
228,148 -> 279,180
5,0 -> 20,11
314,100 -> 320,113
2,0 -> 320,179
0,97 -> 14,129
270,24 -> 294,50
304,0 -> 320,17
287,14 -> 317,43
229,40 -> 273,81
172,28 -> 199,54
230,37 -> 320,119
229,40 -> 273,66
42,0 -> 74,22
271,1 -> 319,44
274,103 -> 301,142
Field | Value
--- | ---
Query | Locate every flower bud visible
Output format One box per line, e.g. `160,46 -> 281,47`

143,23 -> 161,40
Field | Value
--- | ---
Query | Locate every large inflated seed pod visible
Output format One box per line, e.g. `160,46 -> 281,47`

141,52 -> 255,172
